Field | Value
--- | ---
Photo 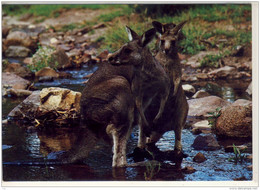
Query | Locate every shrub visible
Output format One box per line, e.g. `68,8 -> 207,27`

29,46 -> 58,72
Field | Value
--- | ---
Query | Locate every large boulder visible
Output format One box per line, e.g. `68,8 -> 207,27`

215,100 -> 252,138
8,87 -> 82,127
188,96 -> 231,117
40,87 -> 81,112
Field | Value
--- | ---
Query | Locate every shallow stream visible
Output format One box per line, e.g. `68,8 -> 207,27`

2,63 -> 252,181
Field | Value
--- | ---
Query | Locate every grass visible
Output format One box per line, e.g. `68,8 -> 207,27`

3,4 -> 251,57
101,21 -> 154,52
101,4 -> 251,56
207,107 -> 221,131
144,161 -> 161,181
2,4 -> 128,17
228,144 -> 247,164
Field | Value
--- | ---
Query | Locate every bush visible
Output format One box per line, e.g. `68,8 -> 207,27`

29,46 -> 58,72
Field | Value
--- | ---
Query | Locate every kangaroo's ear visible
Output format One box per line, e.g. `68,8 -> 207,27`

152,21 -> 164,34
140,28 -> 156,47
125,26 -> 139,41
171,21 -> 187,36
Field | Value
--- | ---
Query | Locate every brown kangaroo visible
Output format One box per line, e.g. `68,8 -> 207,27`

137,21 -> 189,158
61,62 -> 135,167
108,26 -> 170,149
61,27 -> 159,167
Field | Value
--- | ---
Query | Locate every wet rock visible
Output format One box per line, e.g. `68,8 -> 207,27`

50,37 -> 59,45
58,72 -> 72,79
7,88 -> 81,127
196,73 -> 208,80
237,61 -> 252,71
181,74 -> 198,82
215,102 -> 252,138
5,31 -> 36,49
182,84 -> 196,96
39,33 -> 60,46
66,48 -> 82,58
40,87 -> 81,112
23,57 -> 33,65
2,26 -> 10,38
4,62 -> 33,79
6,89 -> 32,98
208,66 -> 237,79
35,67 -> 59,78
224,145 -> 248,153
38,76 -> 54,82
192,120 -> 212,134
181,166 -> 196,174
192,134 -> 221,151
232,99 -> 252,107
247,165 -> 252,171
193,152 -> 207,163
192,90 -> 210,99
2,72 -> 31,91
8,91 -> 41,119
83,73 -> 93,79
246,82 -> 252,96
186,51 -> 218,68
188,96 -> 231,117
246,154 -> 252,162
5,45 -> 31,57
2,119 -> 8,125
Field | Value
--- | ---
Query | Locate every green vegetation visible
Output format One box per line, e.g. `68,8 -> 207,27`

2,4 -> 128,17
208,107 -> 221,131
101,4 -> 251,55
98,6 -> 132,22
29,45 -> 58,72
228,144 -> 247,164
3,4 -> 251,57
144,161 -> 161,181
200,50 -> 231,68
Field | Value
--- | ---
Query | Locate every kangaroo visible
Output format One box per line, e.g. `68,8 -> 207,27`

108,26 -> 170,149
136,21 -> 189,159
60,62 -> 135,167
60,27 -> 160,168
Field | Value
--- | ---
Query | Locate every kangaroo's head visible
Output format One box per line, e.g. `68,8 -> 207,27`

108,26 -> 156,67
152,21 -> 186,55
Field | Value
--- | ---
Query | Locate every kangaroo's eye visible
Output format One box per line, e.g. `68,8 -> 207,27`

124,48 -> 132,54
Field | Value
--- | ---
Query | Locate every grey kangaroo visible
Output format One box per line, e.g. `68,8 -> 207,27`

137,21 -> 189,159
61,27 -> 159,167
108,26 -> 170,149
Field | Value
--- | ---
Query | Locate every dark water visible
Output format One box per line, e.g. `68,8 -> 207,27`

2,64 -> 252,181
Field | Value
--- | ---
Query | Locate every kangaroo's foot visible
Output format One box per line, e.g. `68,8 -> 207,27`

127,147 -> 153,162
